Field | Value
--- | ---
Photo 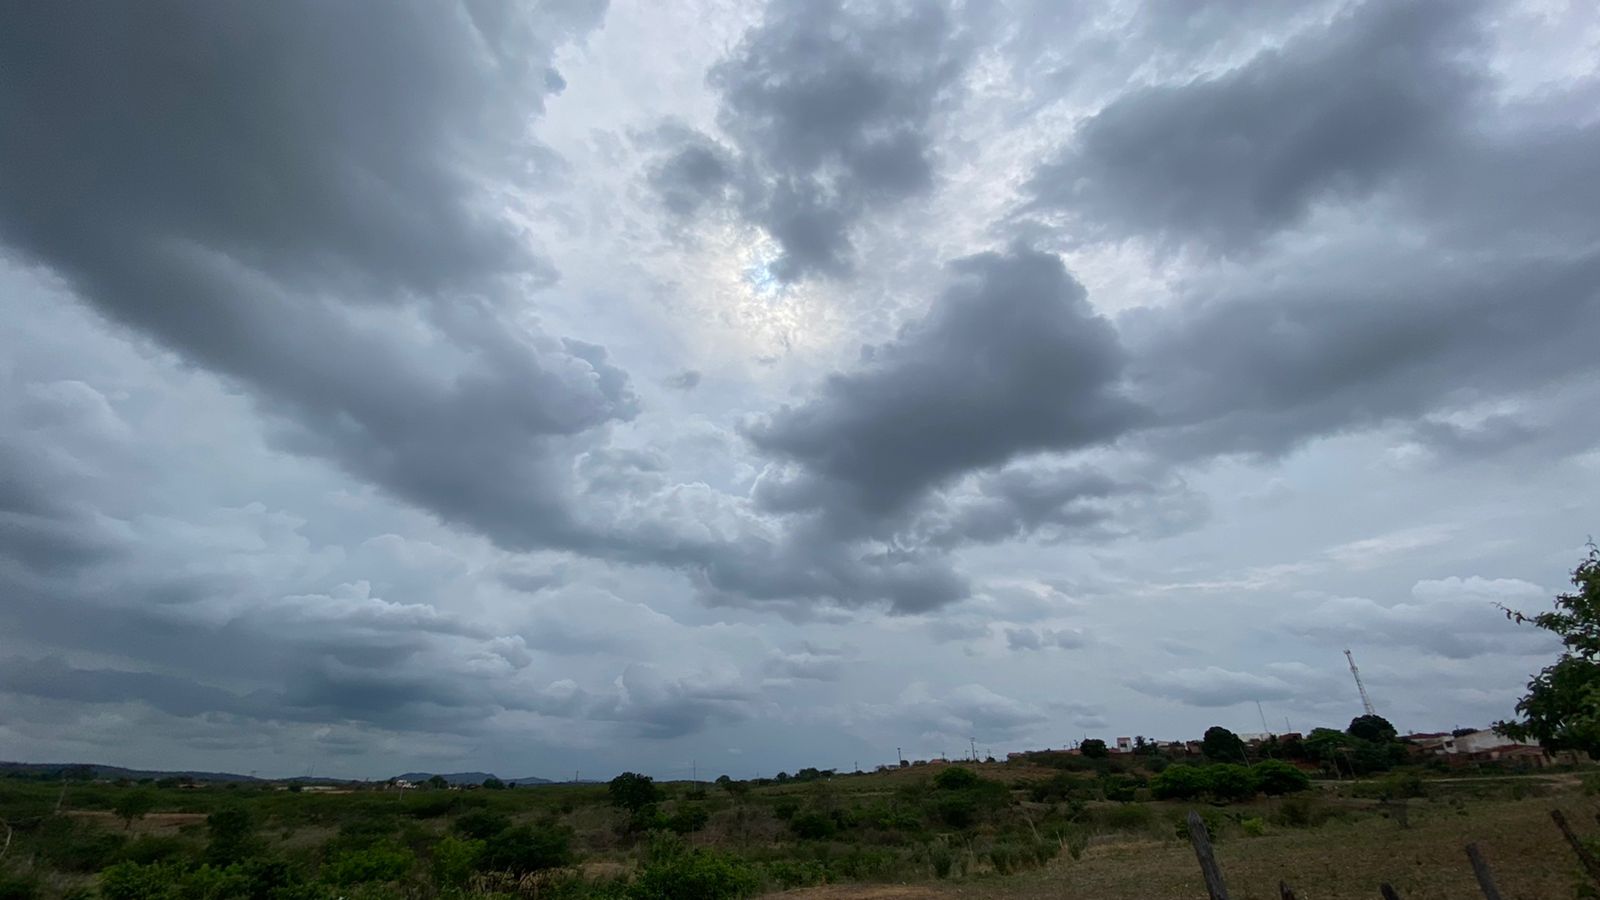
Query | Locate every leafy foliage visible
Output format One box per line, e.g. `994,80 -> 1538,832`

482,822 -> 574,875
1498,544 -> 1600,758
1078,739 -> 1109,759
1251,760 -> 1311,795
608,772 -> 662,813
1348,714 -> 1398,743
1201,726 -> 1246,763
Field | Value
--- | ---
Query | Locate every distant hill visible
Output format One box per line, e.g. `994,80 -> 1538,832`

393,772 -> 558,786
0,761 -> 260,783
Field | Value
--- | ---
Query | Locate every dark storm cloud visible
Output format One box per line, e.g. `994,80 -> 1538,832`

653,0 -> 970,279
1025,0 -> 1482,252
1124,237 -> 1600,461
0,0 -> 632,552
746,247 -> 1140,518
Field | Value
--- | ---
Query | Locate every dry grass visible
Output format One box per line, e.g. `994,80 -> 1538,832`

768,790 -> 1600,899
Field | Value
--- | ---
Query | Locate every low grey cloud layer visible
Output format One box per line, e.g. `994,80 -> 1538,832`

0,0 -> 1595,779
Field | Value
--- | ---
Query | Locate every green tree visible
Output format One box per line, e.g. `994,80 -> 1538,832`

482,823 -> 574,875
932,766 -> 980,790
1347,714 -> 1398,743
113,790 -> 157,830
1201,726 -> 1246,763
204,806 -> 258,865
1251,759 -> 1311,795
481,776 -> 506,790
430,836 -> 484,889
1498,543 -> 1600,758
1205,764 -> 1257,802
1078,739 -> 1109,759
1149,765 -> 1209,800
608,771 -> 662,813
426,775 -> 449,789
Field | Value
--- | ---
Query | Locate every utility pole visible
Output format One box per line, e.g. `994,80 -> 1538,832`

1256,700 -> 1271,734
1344,648 -> 1378,717
969,736 -> 978,762
896,747 -> 903,766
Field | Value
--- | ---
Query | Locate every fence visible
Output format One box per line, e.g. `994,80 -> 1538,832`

1183,807 -> 1600,899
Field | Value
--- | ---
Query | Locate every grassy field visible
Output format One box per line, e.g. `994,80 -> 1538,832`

1,762 -> 1595,899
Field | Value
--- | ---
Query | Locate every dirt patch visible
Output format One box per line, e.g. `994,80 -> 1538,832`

67,810 -> 208,834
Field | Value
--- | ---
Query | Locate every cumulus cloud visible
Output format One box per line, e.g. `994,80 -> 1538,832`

0,0 -> 635,553
747,247 -> 1139,518
1025,0 -> 1483,253
652,0 -> 970,279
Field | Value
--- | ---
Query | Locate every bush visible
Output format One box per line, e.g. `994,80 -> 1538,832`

788,810 -> 837,840
454,809 -> 511,841
323,841 -> 414,885
1240,816 -> 1268,837
609,773 -> 662,813
1100,774 -> 1141,803
98,861 -> 177,900
666,804 -> 710,835
1206,765 -> 1257,802
482,823 -> 574,875
1150,765 -> 1208,800
932,767 -> 980,791
627,836 -> 758,900
1583,772 -> 1600,795
35,817 -> 127,872
119,835 -> 189,866
0,870 -> 39,900
1252,760 -> 1311,795
928,844 -> 954,879
1272,794 -> 1337,828
1092,803 -> 1154,832
429,836 -> 484,888
1028,773 -> 1087,803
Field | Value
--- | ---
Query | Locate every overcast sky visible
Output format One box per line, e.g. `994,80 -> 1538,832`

1,0 -> 1596,781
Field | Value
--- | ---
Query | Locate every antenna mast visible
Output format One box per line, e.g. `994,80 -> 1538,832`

1344,649 -> 1377,717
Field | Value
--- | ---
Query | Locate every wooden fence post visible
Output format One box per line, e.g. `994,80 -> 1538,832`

1464,843 -> 1505,900
1379,884 -> 1402,899
1185,810 -> 1231,900
1552,809 -> 1600,888
1278,881 -> 1299,899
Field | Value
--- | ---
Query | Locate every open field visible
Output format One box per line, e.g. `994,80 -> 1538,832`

2,761 -> 1596,899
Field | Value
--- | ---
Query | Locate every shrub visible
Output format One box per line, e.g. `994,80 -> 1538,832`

482,823 -> 574,875
1240,816 -> 1268,837
204,806 -> 258,865
928,844 -> 954,879
0,870 -> 40,900
1206,765 -> 1257,802
627,836 -> 758,900
323,841 -> 414,885
667,804 -> 710,835
119,835 -> 189,866
609,773 -> 662,813
429,836 -> 484,888
1252,760 -> 1311,795
932,767 -> 980,791
1092,803 -> 1154,832
1100,774 -> 1141,803
1272,794 -> 1335,828
98,861 -> 177,900
454,809 -> 510,841
1150,765 -> 1208,800
788,810 -> 837,840
1028,773 -> 1086,803
930,793 -> 979,829
1583,772 -> 1600,795
35,817 -> 127,872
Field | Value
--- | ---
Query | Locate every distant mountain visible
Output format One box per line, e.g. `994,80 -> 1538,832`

0,761 -> 260,783
393,772 -> 558,786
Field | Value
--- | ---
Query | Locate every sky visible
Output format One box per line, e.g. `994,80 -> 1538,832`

0,0 -> 1596,781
